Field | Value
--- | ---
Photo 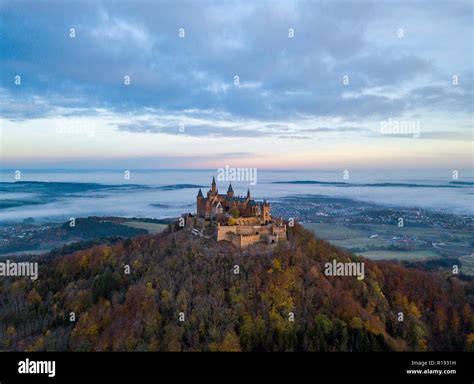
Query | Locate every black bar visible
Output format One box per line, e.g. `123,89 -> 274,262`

1,351 -> 472,382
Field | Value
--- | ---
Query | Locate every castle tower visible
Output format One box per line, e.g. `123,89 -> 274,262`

262,199 -> 271,224
246,188 -> 251,200
227,184 -> 234,198
196,188 -> 204,216
211,176 -> 217,193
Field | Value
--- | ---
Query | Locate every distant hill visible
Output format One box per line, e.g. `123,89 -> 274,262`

0,224 -> 472,351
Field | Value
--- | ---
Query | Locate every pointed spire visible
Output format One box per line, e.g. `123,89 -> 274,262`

227,183 -> 234,193
197,188 -> 203,198
211,176 -> 217,192
247,188 -> 251,198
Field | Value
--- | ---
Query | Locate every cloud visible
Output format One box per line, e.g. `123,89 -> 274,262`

376,131 -> 473,141
0,0 -> 472,145
111,108 -> 369,139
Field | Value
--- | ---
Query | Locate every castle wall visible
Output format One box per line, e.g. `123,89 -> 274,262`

216,225 -> 237,241
216,224 -> 268,240
235,217 -> 260,226
258,226 -> 272,236
273,226 -> 287,237
232,234 -> 260,248
236,226 -> 257,235
265,234 -> 278,244
215,223 -> 288,248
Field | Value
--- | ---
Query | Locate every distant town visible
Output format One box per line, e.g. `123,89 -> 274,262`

270,195 -> 474,274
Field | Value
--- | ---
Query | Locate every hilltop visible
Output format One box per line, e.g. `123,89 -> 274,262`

0,224 -> 472,351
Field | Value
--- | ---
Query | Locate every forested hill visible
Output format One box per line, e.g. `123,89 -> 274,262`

1,224 -> 473,352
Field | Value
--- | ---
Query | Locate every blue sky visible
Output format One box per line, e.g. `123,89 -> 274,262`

0,0 -> 472,170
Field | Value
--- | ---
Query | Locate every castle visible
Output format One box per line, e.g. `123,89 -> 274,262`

196,176 -> 271,222
185,177 -> 287,248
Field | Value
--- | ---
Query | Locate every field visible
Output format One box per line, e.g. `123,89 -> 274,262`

357,250 -> 441,260
120,220 -> 169,234
303,223 -> 373,239
459,254 -> 474,275
302,222 -> 464,261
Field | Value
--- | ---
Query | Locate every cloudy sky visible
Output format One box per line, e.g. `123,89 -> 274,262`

0,0 -> 472,170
